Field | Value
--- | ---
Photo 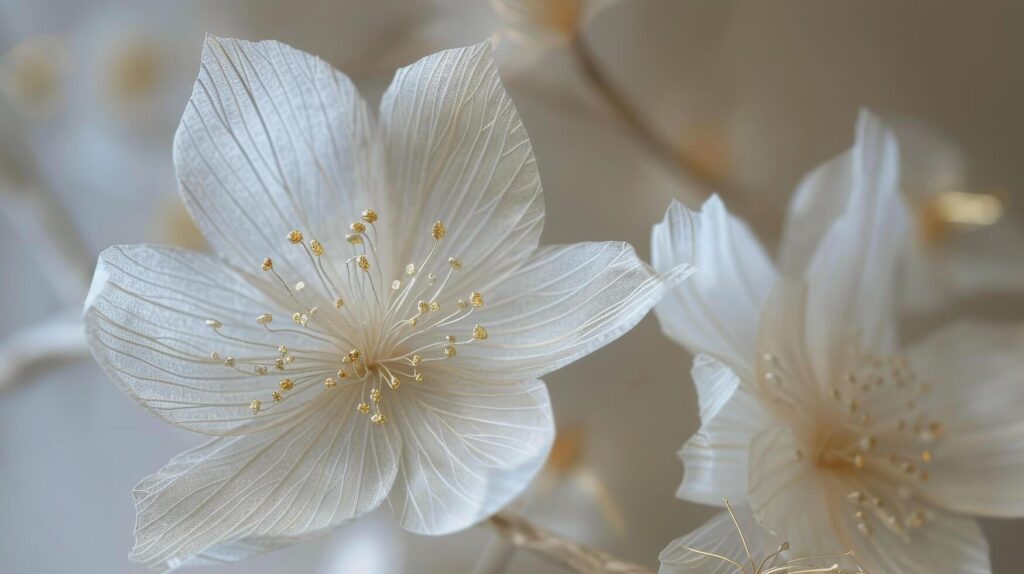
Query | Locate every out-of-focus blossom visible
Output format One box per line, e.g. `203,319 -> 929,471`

84,36 -> 690,570
0,34 -> 67,120
660,500 -> 864,574
653,110 -> 1024,573
492,0 -> 622,48
890,117 -> 1024,314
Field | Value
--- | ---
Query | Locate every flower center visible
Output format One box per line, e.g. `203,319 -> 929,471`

202,209 -> 489,426
759,340 -> 945,542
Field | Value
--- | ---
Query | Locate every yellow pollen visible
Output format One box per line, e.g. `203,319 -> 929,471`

370,388 -> 381,403
431,221 -> 446,240
418,301 -> 430,314
346,233 -> 363,245
470,292 -> 484,307
288,230 -> 304,244
389,377 -> 401,390
337,370 -> 349,379
457,298 -> 468,309
350,221 -> 366,234
255,366 -> 268,375
224,357 -> 236,367
444,345 -> 457,358
275,358 -> 285,370
309,239 -> 324,256
429,301 -> 441,312
256,313 -> 273,325
348,349 -> 361,362
250,400 -> 261,414
473,325 -> 488,340
412,354 -> 422,365
279,378 -> 294,391
448,257 -> 462,270
272,391 -> 282,402
415,373 -> 424,382
356,255 -> 370,271
921,450 -> 933,463
357,402 -> 370,414
371,413 -> 387,425
278,345 -> 289,355
409,318 -> 418,327
334,297 -> 344,309
361,209 -> 378,223
261,257 -> 273,271
324,377 -> 336,388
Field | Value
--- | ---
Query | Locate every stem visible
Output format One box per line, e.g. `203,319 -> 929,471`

0,311 -> 89,393
486,513 -> 654,574
569,34 -> 727,202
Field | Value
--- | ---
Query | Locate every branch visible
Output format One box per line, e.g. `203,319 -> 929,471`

486,513 -> 655,574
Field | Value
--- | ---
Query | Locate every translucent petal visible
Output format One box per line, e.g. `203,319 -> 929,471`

387,378 -> 553,534
659,505 -> 782,574
129,392 -> 400,571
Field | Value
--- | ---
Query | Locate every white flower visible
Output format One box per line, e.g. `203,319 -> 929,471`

889,117 -> 1024,315
660,500 -> 864,574
84,36 -> 690,571
491,0 -> 622,47
652,109 -> 1024,573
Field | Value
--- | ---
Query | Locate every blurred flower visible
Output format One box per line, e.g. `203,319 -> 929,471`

652,110 -> 1024,573
889,117 -> 1024,314
660,499 -> 864,574
83,36 -> 690,571
0,34 -> 66,120
492,0 -> 621,48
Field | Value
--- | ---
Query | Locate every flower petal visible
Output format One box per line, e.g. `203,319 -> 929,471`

457,241 -> 693,382
781,110 -> 909,382
129,392 -> 400,571
908,320 -> 1024,517
677,354 -> 769,506
378,41 -> 544,293
659,505 -> 783,574
84,245 -> 332,435
175,36 -> 384,284
651,198 -> 775,380
387,377 -> 554,534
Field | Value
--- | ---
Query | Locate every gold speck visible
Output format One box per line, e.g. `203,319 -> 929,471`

371,413 -> 387,425
278,345 -> 289,355
224,356 -> 236,367
444,345 -> 457,358
334,298 -> 344,309
409,318 -> 418,327
388,377 -> 401,390
275,357 -> 286,370
337,370 -> 349,379
255,365 -> 268,375
250,400 -> 261,414
921,450 -> 933,463
457,298 -> 468,309
261,257 -> 273,271
279,378 -> 295,391
350,221 -> 366,234
346,233 -> 363,245
288,230 -> 304,244
429,301 -> 441,312
431,221 -> 446,240
470,292 -> 484,308
324,377 -> 336,388
309,239 -> 324,256
446,335 -> 457,343
448,257 -> 463,270
357,402 -> 371,414
356,255 -> 370,271
414,373 -> 424,382
412,354 -> 422,365
418,301 -> 430,314
370,388 -> 381,403
348,349 -> 361,362
361,209 -> 378,223
272,391 -> 282,402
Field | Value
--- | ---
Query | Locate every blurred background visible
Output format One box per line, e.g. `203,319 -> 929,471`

1,0 -> 1022,572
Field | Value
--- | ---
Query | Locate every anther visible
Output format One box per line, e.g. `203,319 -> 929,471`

278,345 -> 289,355
262,257 -> 273,271
444,345 -> 457,358
431,221 -> 446,240
371,413 -> 387,425
356,255 -> 370,271
288,230 -> 304,244
457,298 -> 468,309
449,257 -> 463,270
388,377 -> 401,390
361,209 -> 378,223
309,239 -> 324,256
357,402 -> 370,414
205,319 -> 222,329
272,391 -> 283,402
414,373 -> 424,382
210,352 -> 220,361
370,389 -> 381,403
250,400 -> 261,414
412,355 -> 422,365
429,301 -> 441,312
473,325 -> 488,340
350,221 -> 366,234
275,358 -> 286,370
255,366 -> 268,375
418,301 -> 430,314
256,313 -> 273,325
392,280 -> 401,290
470,292 -> 484,307
224,357 -> 236,367
324,378 -> 336,388
346,233 -> 363,245
334,298 -> 344,309
348,349 -> 361,362
405,264 -> 417,275
279,379 -> 294,391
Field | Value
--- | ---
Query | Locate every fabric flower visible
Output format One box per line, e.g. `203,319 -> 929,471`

652,109 -> 1024,573
84,36 -> 690,571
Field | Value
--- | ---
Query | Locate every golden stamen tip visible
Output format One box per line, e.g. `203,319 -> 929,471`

205,319 -> 222,329
261,257 -> 273,271
350,221 -> 366,234
287,230 -> 304,244
370,389 -> 381,402
272,391 -> 282,402
448,257 -> 462,270
346,233 -> 363,245
431,221 -> 446,240
473,325 -> 488,340
389,377 -> 401,390
470,292 -> 484,308
309,239 -> 324,256
250,399 -> 261,414
361,209 -> 378,223
356,255 -> 370,271
371,413 -> 387,425
324,377 -> 336,388
334,297 -> 344,309
444,345 -> 457,358
279,378 -> 294,391
256,313 -> 273,325
357,402 -> 370,414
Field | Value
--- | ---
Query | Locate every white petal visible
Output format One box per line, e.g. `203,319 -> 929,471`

129,392 -> 400,571
174,36 -> 384,284
378,42 -> 544,293
651,198 -> 775,380
659,505 -> 782,574
783,110 -> 909,381
747,424 -> 848,557
457,241 -> 693,382
677,354 -> 769,506
84,245 -> 331,435
908,320 -> 1024,517
387,378 -> 554,534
